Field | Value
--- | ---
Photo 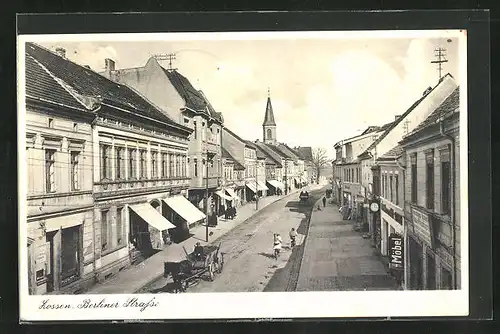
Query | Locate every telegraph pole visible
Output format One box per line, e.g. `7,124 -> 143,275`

431,47 -> 448,81
153,53 -> 177,70
256,162 -> 259,210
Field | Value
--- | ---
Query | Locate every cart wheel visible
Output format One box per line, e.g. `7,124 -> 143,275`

208,263 -> 215,281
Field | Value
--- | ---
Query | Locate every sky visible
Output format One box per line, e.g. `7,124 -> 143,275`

39,34 -> 461,158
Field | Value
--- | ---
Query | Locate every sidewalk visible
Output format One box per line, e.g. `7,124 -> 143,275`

296,199 -> 399,291
86,189 -> 301,294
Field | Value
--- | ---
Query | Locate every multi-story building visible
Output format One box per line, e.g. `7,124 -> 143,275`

25,43 -> 203,295
25,43 -> 96,295
294,146 -> 314,184
245,140 -> 270,198
357,74 -> 458,245
399,87 -> 460,291
254,140 -> 284,196
372,144 -> 406,286
100,56 -> 224,216
221,147 -> 245,206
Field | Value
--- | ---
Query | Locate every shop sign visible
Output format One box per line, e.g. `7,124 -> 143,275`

410,205 -> 435,248
388,233 -> 404,270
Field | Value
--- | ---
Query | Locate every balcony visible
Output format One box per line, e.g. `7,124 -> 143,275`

94,177 -> 190,199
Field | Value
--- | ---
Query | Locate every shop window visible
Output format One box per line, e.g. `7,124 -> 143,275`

45,149 -> 56,193
70,151 -> 80,191
426,151 -> 435,210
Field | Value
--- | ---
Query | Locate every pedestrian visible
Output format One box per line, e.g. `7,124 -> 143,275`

322,196 -> 326,207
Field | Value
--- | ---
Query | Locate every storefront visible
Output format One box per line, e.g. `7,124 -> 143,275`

405,203 -> 456,290
162,194 -> 207,241
266,179 -> 284,196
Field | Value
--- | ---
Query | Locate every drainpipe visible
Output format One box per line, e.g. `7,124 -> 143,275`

90,116 -> 98,283
439,117 -> 457,289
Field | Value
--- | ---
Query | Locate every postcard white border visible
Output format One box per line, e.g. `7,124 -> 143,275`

18,29 -> 469,321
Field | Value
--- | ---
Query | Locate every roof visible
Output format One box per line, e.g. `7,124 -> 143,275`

253,142 -> 284,167
278,144 -> 300,162
164,68 -> 216,119
403,87 -> 460,139
221,147 -> 245,170
262,96 -> 276,126
224,127 -> 254,148
266,144 -> 296,161
294,146 -> 313,161
26,43 -> 187,131
377,145 -> 403,160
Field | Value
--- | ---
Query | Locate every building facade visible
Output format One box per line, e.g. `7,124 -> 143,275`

100,57 -> 224,215
400,87 -> 460,290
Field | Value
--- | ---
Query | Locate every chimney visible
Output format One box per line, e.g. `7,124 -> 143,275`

84,65 -> 91,69
55,47 -> 66,58
105,58 -> 115,72
395,115 -> 401,121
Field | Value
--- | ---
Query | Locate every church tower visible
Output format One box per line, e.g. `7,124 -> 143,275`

262,88 -> 277,145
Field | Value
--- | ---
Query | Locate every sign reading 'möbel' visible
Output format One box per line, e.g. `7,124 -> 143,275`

389,233 -> 404,270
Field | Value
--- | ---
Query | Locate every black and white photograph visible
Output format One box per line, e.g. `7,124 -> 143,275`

18,29 -> 469,321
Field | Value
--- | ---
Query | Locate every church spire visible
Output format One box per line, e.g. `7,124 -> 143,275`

262,87 -> 276,126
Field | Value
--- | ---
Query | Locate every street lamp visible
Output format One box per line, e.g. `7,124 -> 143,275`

205,151 -> 216,242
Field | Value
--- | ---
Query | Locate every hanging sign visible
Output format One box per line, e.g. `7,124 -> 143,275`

388,233 -> 404,270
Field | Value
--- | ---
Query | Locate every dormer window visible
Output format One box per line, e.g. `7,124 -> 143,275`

48,118 -> 54,128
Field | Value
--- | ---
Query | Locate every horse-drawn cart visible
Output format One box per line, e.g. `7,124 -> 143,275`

299,191 -> 310,205
163,242 -> 224,293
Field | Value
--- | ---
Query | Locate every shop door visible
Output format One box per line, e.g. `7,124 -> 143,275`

409,237 -> 424,290
61,226 -> 81,287
46,231 -> 55,293
426,253 -> 436,290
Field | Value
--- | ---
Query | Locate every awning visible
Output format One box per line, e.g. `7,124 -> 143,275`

215,190 -> 233,201
130,204 -> 176,231
267,180 -> 282,190
246,182 -> 257,193
256,181 -> 269,191
163,196 -> 206,224
225,188 -> 239,200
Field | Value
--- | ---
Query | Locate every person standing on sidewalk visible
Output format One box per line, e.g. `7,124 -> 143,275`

322,196 -> 326,207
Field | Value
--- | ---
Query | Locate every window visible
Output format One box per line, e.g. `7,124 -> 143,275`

193,121 -> 197,139
267,128 -> 272,139
116,207 -> 123,246
395,174 -> 399,206
411,154 -> 417,204
48,118 -> 54,128
70,151 -> 80,191
151,151 -> 158,178
101,210 -> 109,251
177,155 -> 181,177
162,153 -> 168,178
184,118 -> 189,125
128,149 -> 137,179
182,156 -> 187,177
202,159 -> 206,177
116,147 -> 124,180
441,267 -> 453,290
201,122 -> 206,141
73,123 -> 78,132
169,154 -> 174,177
139,150 -> 147,178
426,151 -> 435,210
45,149 -> 56,193
194,158 -> 198,177
389,175 -> 393,202
441,149 -> 451,215
100,144 -> 111,180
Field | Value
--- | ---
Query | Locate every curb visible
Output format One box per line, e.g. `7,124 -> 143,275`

134,189 -> 302,293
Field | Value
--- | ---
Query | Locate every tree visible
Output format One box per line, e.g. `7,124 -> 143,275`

311,147 -> 330,184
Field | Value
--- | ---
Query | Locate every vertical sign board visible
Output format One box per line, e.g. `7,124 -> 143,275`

410,205 -> 434,248
389,233 -> 404,270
